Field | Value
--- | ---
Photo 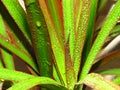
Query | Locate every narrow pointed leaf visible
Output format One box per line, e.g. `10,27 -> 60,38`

98,68 -> 120,75
0,37 -> 38,72
62,1 -> 76,88
25,0 -> 53,77
74,0 -> 91,77
81,73 -> 120,90
0,13 -> 27,52
82,0 -> 98,62
80,0 -> 120,81
46,0 -> 64,46
0,0 -> 32,43
74,0 -> 82,33
0,69 -> 33,81
1,50 -> 14,70
0,1 -> 35,58
53,66 -> 61,84
65,40 -> 75,89
0,14 -> 14,69
8,77 -> 67,90
38,0 -> 66,86
62,0 -> 75,59
0,14 -> 37,72
0,14 -> 7,36
98,0 -> 107,13
96,35 -> 120,63
109,24 -> 120,39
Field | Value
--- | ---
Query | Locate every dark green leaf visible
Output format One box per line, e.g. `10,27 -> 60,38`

25,0 -> 52,77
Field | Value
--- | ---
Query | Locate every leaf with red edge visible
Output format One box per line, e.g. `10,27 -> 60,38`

78,73 -> 120,90
38,0 -> 66,86
0,14 -> 15,70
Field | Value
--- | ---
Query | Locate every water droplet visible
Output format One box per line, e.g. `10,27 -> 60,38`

68,81 -> 70,84
6,39 -> 9,42
36,21 -> 41,28
0,79 -> 4,82
17,40 -> 20,43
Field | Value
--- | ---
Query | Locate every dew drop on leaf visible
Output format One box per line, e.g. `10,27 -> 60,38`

0,79 -> 4,82
17,40 -> 20,43
6,40 -> 9,42
36,21 -> 41,28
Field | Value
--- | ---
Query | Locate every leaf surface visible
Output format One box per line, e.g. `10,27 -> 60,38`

99,68 -> 120,75
0,69 -> 33,81
0,37 -> 38,72
0,0 -> 32,43
0,14 -> 15,69
38,0 -> 66,86
25,0 -> 53,77
8,77 -> 67,90
80,0 -> 120,81
81,73 -> 120,90
74,0 -> 91,77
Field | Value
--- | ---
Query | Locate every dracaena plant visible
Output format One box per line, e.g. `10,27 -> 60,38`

0,0 -> 120,90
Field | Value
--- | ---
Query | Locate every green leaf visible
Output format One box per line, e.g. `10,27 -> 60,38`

113,76 -> 120,84
98,0 -> 107,13
0,13 -> 26,52
64,39 -> 76,90
46,0 -> 64,47
0,14 -> 7,36
0,0 -> 35,58
38,0 -> 66,86
74,0 -> 91,77
74,0 -> 82,33
0,14 -> 15,69
25,0 -> 52,77
79,0 -> 120,81
82,0 -> 98,62
53,66 -> 61,84
0,37 -> 38,72
109,24 -> 120,39
1,50 -> 15,70
62,0 -> 75,59
62,1 -> 76,88
98,68 -> 120,75
79,73 -> 120,90
0,0 -> 32,43
0,69 -> 33,82
8,77 -> 67,90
